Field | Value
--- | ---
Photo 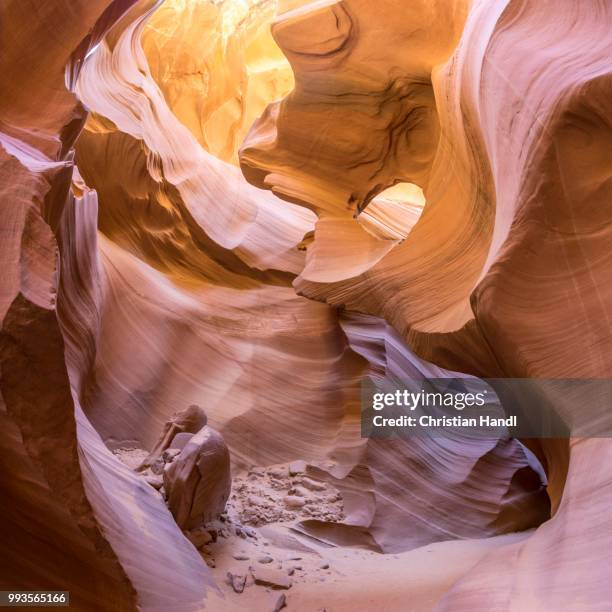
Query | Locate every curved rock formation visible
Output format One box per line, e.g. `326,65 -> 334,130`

1,0 -> 610,610
0,1 -> 221,609
240,0 -> 486,339
240,0 -> 612,609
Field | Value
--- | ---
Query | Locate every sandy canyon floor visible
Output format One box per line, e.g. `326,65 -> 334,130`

115,448 -> 528,611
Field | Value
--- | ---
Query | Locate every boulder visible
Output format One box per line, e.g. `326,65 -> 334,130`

164,425 -> 231,529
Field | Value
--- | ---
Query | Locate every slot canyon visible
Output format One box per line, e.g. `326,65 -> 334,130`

1,0 -> 611,610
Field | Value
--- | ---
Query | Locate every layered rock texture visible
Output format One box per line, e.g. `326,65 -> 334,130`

1,0 -> 610,610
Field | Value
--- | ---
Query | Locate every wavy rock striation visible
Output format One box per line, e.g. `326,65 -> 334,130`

1,0 -> 610,609
241,0 -> 612,609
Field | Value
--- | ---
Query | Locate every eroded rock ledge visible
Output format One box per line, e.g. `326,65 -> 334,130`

1,0 -> 610,610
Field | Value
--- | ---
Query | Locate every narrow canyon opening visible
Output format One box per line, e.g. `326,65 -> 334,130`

4,0 -> 608,610
70,0 -> 552,608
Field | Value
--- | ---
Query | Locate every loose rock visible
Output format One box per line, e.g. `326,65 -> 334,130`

228,463 -> 344,526
185,527 -> 212,548
300,477 -> 326,492
227,572 -> 247,594
283,495 -> 305,508
150,458 -> 165,475
164,424 -> 231,530
251,567 -> 292,590
288,460 -> 306,476
267,466 -> 289,479
273,593 -> 287,611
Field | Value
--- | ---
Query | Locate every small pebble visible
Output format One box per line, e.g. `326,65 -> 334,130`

227,572 -> 246,594
301,477 -> 326,492
289,460 -> 306,476
150,458 -> 165,475
273,593 -> 287,611
283,495 -> 305,509
258,555 -> 274,564
267,466 -> 289,479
